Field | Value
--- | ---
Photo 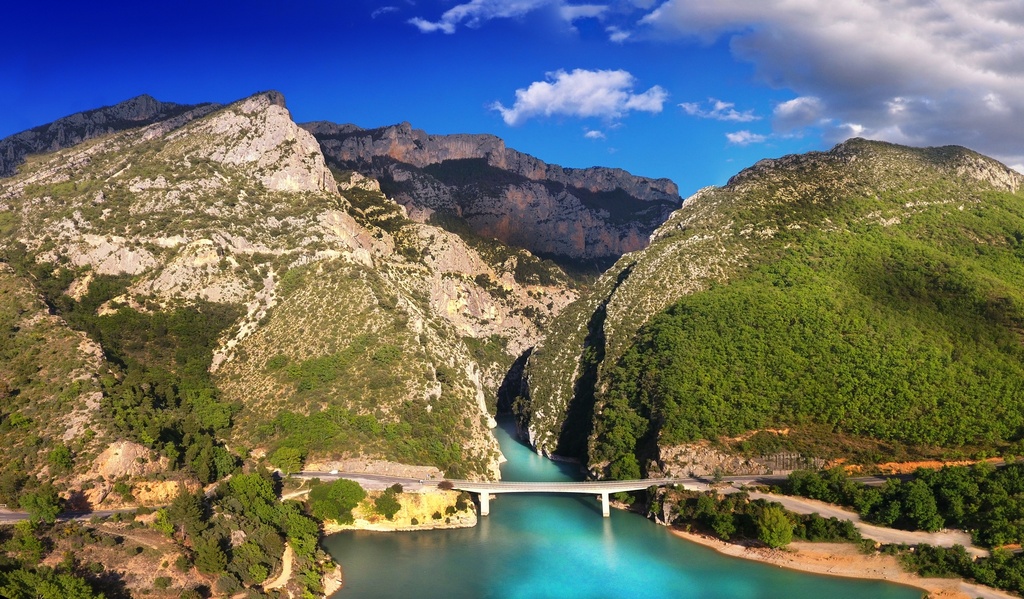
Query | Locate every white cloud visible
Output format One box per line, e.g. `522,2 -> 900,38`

726,130 -> 767,145
680,98 -> 759,122
606,26 -> 631,43
492,68 -> 668,126
560,4 -> 607,21
584,129 -> 607,139
409,0 -> 609,34
638,0 -> 1024,161
371,6 -> 399,19
772,96 -> 824,132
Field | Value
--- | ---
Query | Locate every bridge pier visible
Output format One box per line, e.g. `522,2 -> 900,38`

479,492 -> 489,516
601,491 -> 609,518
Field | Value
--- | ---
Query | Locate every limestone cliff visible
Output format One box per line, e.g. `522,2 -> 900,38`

303,121 -> 681,266
0,91 -> 579,483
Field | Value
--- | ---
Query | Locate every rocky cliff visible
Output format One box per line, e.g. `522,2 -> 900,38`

522,138 -> 1024,477
0,94 -> 220,177
0,91 -> 576,486
303,121 -> 681,266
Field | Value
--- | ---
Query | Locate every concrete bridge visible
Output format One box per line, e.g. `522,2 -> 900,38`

447,478 -> 694,517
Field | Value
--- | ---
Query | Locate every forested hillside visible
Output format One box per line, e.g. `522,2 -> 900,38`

523,139 -> 1024,477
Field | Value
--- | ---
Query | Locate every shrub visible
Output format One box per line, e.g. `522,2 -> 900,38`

373,489 -> 402,520
757,505 -> 794,548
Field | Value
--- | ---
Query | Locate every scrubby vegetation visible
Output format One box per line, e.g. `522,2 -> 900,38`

0,555 -> 106,599
2,469 -> 341,597
888,542 -> 1024,595
590,166 -> 1024,473
1,245 -> 244,485
784,463 -> 1024,548
221,259 -> 497,479
654,488 -> 859,546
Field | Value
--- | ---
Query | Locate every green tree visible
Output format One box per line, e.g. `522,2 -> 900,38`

270,446 -> 305,475
373,489 -> 402,520
152,508 -> 174,537
47,445 -> 73,473
282,503 -> 321,558
4,520 -> 45,562
226,472 -> 279,525
20,483 -> 61,524
0,469 -> 28,505
193,535 -> 227,575
168,489 -> 207,539
757,505 -> 794,548
902,479 -> 945,532
308,479 -> 365,524
0,567 -> 103,599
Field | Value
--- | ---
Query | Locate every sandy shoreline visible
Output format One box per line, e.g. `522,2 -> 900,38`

670,529 -> 1017,599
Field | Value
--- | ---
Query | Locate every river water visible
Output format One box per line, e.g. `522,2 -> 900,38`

324,418 -> 920,598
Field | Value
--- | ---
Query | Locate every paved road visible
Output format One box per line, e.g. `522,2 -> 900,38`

294,471 -> 432,491
447,478 -> 694,494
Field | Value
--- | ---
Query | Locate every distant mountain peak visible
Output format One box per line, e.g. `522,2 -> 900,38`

0,94 -> 220,177
304,120 -> 681,266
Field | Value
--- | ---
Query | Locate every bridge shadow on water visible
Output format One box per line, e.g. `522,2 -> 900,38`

482,416 -> 612,518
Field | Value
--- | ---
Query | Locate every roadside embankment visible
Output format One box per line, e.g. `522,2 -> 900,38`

323,488 -> 476,532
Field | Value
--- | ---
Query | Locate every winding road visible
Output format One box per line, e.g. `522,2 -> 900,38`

0,470 -> 992,557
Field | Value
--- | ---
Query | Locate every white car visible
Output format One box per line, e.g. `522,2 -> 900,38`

329,469 -> 339,475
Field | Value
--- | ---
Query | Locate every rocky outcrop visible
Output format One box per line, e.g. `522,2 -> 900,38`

303,121 -> 681,264
168,92 -> 337,194
0,94 -> 220,177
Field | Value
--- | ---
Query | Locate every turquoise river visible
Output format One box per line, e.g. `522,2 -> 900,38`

324,418 -> 921,598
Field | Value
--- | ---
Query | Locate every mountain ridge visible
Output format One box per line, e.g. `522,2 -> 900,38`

0,90 -> 579,489
303,120 -> 682,266
0,94 -> 221,177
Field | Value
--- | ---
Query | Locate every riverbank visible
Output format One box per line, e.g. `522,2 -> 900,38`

671,529 -> 1017,599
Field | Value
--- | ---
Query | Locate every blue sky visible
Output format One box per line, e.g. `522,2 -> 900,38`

4,1 -> 1022,196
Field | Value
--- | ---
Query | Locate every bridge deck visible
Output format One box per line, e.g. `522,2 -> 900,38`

447,478 -> 691,495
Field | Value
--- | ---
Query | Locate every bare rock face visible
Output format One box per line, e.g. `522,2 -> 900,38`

303,121 -> 681,265
86,441 -> 169,480
170,92 -> 337,194
0,94 -> 220,177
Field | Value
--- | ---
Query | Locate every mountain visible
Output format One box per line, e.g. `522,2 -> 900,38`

520,138 -> 1024,478
0,94 -> 220,177
0,91 -> 578,498
302,121 -> 681,269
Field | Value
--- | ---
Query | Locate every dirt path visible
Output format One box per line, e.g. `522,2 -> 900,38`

748,491 -> 988,557
282,489 -> 310,500
95,526 -> 165,551
264,543 -> 293,591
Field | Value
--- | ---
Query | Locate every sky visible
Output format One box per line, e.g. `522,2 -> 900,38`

3,0 -> 1022,197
